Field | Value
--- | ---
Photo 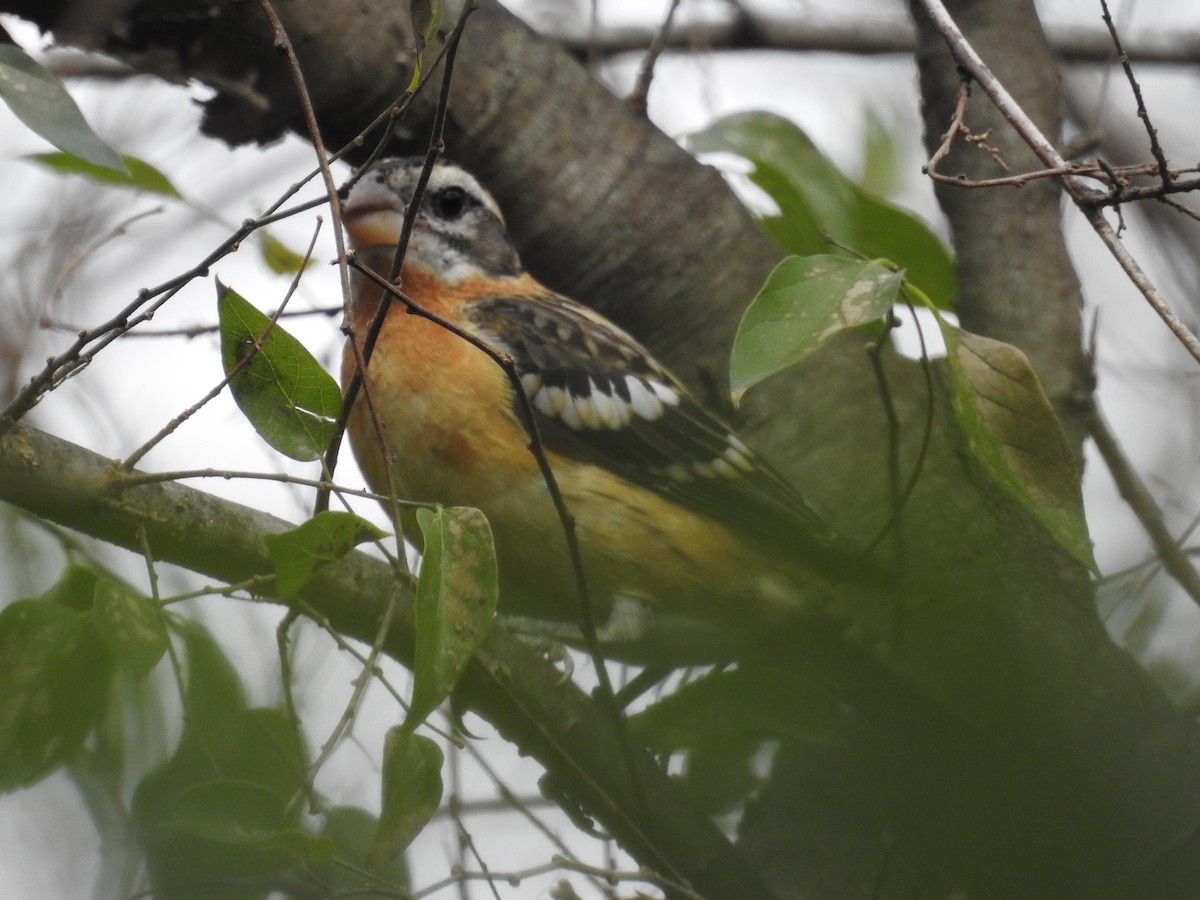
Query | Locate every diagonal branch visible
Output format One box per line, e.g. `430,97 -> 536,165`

914,0 -> 1200,368
0,420 -> 773,900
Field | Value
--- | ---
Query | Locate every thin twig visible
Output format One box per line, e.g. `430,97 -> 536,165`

295,581 -> 404,811
865,310 -> 906,565
42,304 -> 341,339
276,610 -> 320,813
318,1 -> 480,519
346,259 -> 651,822
915,0 -> 1200,367
1157,195 -> 1200,224
116,466 -> 425,507
1084,400 -> 1200,609
121,218 -> 323,469
411,856 -> 705,900
626,0 -> 683,116
1099,0 -> 1170,185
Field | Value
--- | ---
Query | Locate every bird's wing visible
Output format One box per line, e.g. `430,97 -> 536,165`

464,290 -> 849,563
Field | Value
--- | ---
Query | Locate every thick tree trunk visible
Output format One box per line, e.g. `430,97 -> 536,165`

910,0 -> 1092,460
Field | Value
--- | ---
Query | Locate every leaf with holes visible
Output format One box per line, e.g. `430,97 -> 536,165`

406,507 -> 498,729
218,281 -> 342,461
92,578 -> 168,679
731,255 -> 901,398
0,45 -> 125,173
265,511 -> 387,597
939,323 -> 1094,569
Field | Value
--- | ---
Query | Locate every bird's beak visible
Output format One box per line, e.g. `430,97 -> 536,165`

342,198 -> 405,249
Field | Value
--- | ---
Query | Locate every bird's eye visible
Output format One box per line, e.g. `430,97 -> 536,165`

430,186 -> 468,220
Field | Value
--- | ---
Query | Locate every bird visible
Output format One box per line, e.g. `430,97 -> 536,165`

340,157 -> 863,664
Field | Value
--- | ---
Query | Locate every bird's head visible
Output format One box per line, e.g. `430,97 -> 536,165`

343,157 -> 522,283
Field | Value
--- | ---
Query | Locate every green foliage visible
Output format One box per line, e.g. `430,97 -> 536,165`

630,666 -> 841,814
30,152 -> 311,276
92,577 -> 169,679
0,45 -> 126,173
408,0 -> 445,90
0,559 -> 420,897
258,231 -> 313,275
730,238 -> 1092,569
730,254 -> 901,397
0,568 -> 113,791
370,727 -> 443,870
132,621 -> 313,900
217,281 -> 342,461
630,667 -> 841,751
28,151 -> 181,196
312,806 -> 410,896
690,110 -> 956,309
407,506 -> 498,729
937,323 -> 1094,569
264,511 -> 387,597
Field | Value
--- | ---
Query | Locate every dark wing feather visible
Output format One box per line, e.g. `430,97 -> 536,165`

466,292 -> 849,563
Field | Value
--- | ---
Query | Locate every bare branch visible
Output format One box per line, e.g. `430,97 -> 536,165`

540,11 -> 1200,68
915,0 -> 1200,368
0,419 -> 775,900
1084,400 -> 1200,609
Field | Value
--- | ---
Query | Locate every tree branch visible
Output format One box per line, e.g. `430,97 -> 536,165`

0,420 -> 774,900
914,0 -> 1200,369
537,10 -> 1200,67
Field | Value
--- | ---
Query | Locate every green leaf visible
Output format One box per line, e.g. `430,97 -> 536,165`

690,111 -> 957,309
92,578 -> 169,679
217,281 -> 342,461
681,737 -> 765,815
629,666 -> 840,814
40,563 -> 101,611
312,807 -> 410,897
938,323 -> 1094,570
133,620 -> 311,898
138,777 -> 310,900
28,151 -> 181,197
370,729 -> 443,870
406,507 -> 498,729
174,619 -> 248,748
265,511 -> 387,597
860,108 -> 901,199
408,0 -> 444,90
730,255 -> 902,397
0,45 -> 126,173
258,231 -> 312,275
166,779 -> 293,843
0,590 -> 112,791
628,666 -> 841,752
134,718 -> 309,897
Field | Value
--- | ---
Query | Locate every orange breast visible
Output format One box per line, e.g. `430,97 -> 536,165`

340,263 -> 805,661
